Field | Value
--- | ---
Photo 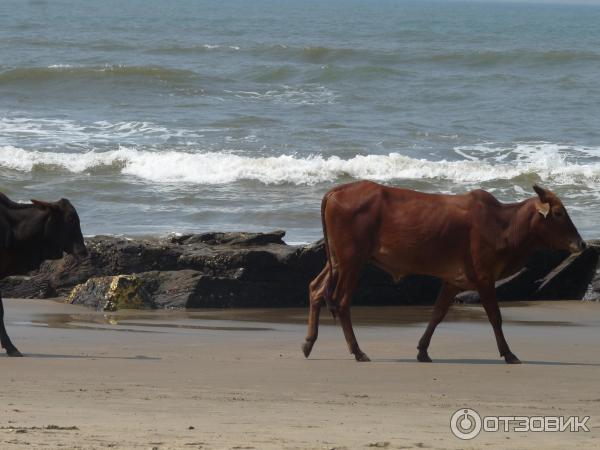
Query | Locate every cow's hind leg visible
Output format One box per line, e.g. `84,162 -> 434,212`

302,266 -> 329,358
417,283 -> 459,362
335,271 -> 369,362
0,292 -> 22,357
478,284 -> 520,364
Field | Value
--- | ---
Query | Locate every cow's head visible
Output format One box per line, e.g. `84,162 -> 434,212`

31,198 -> 88,258
532,185 -> 585,253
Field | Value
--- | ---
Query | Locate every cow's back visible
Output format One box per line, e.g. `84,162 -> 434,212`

324,182 -> 501,286
322,181 -> 387,260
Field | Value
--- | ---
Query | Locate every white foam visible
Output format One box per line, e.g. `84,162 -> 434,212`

0,117 -> 206,145
202,44 -> 240,50
224,85 -> 336,105
2,143 -> 600,187
0,145 -> 124,172
454,142 -> 600,185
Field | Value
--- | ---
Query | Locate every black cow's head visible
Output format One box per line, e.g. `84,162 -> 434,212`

531,185 -> 585,253
31,198 -> 88,259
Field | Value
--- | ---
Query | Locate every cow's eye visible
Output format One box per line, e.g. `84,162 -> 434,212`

554,209 -> 565,218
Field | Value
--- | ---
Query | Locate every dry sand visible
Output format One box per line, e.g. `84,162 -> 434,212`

1,298 -> 599,449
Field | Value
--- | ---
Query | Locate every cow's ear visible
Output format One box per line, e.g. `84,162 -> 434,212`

31,199 -> 60,211
537,202 -> 550,219
533,184 -> 549,202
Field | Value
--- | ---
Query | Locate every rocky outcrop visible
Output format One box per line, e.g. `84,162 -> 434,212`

534,246 -> 599,300
68,275 -> 154,311
455,247 -> 599,303
582,240 -> 600,301
1,230 -> 599,309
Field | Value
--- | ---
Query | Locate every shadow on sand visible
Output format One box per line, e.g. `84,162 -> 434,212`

386,358 -> 600,366
305,357 -> 600,366
2,353 -> 161,360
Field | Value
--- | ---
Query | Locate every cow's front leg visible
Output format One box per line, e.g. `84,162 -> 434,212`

0,293 -> 22,357
477,284 -> 520,364
417,283 -> 460,362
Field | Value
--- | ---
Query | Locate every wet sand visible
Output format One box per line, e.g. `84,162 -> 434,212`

1,299 -> 600,449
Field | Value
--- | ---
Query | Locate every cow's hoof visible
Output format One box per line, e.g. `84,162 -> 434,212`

504,352 -> 521,364
355,352 -> 370,362
6,348 -> 23,357
302,340 -> 314,358
417,351 -> 432,363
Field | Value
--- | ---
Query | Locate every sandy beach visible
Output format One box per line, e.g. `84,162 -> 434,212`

0,299 -> 598,449
3,1 -> 600,449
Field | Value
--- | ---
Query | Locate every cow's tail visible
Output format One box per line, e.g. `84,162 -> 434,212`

320,192 -> 338,320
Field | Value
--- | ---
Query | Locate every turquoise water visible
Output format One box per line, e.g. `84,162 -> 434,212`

1,0 -> 600,242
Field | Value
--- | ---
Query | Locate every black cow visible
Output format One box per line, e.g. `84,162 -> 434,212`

0,194 -> 87,356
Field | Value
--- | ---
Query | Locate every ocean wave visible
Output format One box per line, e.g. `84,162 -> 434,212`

2,144 -> 600,187
235,43 -> 600,68
247,65 -> 299,83
417,49 -> 600,67
0,65 -> 198,84
223,85 -> 337,105
249,44 -> 371,64
299,46 -> 362,64
0,117 -> 207,145
308,64 -> 402,83
146,44 -> 241,54
2,36 -> 137,51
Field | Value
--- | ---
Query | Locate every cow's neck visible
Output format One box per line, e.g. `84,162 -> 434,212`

499,198 -> 544,271
1,208 -> 58,276
6,207 -> 48,244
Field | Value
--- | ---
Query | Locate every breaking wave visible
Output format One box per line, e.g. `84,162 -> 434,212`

2,143 -> 600,187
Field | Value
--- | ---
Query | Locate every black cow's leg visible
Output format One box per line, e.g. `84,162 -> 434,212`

478,284 -> 520,364
417,283 -> 459,362
0,292 -> 22,357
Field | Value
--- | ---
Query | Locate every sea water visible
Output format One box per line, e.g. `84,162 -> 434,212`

1,0 -> 600,242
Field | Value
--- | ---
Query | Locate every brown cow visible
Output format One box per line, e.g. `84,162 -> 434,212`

302,181 -> 585,364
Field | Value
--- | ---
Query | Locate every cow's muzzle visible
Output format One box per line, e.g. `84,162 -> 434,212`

72,243 -> 88,259
570,239 -> 587,253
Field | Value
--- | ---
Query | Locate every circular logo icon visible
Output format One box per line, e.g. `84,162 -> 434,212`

450,408 -> 482,440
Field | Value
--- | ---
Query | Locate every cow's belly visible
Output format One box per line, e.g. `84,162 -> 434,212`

371,244 -> 475,290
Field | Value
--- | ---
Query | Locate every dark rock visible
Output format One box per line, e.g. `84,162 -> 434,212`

456,267 -> 538,304
355,267 -> 441,305
185,276 -> 307,308
2,230 -> 599,308
0,276 -> 55,298
534,248 -> 599,300
287,239 -> 326,279
170,230 -> 286,246
454,290 -> 480,304
136,270 -> 204,309
67,275 -> 154,311
583,240 -> 600,301
456,247 -> 598,303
